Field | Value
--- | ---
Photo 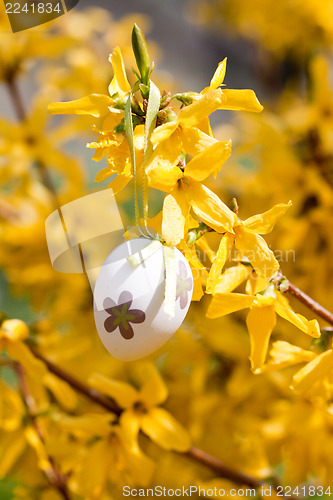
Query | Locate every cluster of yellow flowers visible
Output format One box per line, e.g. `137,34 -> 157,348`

49,28 -> 321,378
1,4 -> 333,499
190,0 -> 333,60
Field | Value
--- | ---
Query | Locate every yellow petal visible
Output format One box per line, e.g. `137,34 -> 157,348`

104,140 -> 130,175
0,381 -> 24,431
147,164 -> 182,192
1,319 -> 29,341
70,437 -> 110,496
25,426 -> 52,474
243,201 -> 292,234
108,46 -> 131,97
274,299 -> 320,338
263,341 -> 316,371
196,117 -> 214,137
180,126 -> 217,156
6,342 -> 47,379
206,232 -> 235,293
292,350 -> 333,394
180,242 -> 206,270
43,373 -> 78,411
178,244 -> 206,301
95,146 -> 132,182
107,171 -> 133,194
185,140 -> 231,182
206,292 -> 255,318
124,445 -> 155,488
139,366 -> 168,407
245,274 -> 270,296
214,264 -> 250,294
151,122 -> 178,145
120,410 -> 141,444
141,407 -> 191,452
54,413 -> 112,437
219,89 -> 263,112
101,112 -> 124,133
178,89 -> 224,128
48,94 -> 113,117
94,165 -> 117,183
88,373 -> 138,409
162,188 -> 189,245
235,226 -> 279,278
195,236 -> 216,263
246,305 -> 276,372
119,412 -> 155,485
191,266 -> 206,301
209,57 -> 227,90
185,182 -> 237,233
0,430 -> 26,477
145,131 -> 182,192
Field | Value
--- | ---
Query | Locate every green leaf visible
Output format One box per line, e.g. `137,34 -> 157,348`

132,24 -> 151,85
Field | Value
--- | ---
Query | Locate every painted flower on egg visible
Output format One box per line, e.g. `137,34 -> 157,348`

103,291 -> 145,340
176,261 -> 193,310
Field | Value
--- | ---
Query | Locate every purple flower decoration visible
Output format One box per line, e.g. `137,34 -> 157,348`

103,291 -> 145,340
176,261 -> 193,310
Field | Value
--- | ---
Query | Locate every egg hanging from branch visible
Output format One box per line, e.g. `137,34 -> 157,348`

93,237 -> 193,361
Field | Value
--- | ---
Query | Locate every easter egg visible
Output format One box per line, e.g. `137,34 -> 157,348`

93,237 -> 193,361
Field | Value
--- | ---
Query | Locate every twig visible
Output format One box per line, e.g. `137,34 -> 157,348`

31,348 -> 122,416
15,364 -> 72,500
0,199 -> 21,222
286,280 -> 333,326
274,271 -> 333,326
189,221 -> 333,327
5,77 -> 60,208
29,347 -> 268,489
6,76 -> 26,121
185,447 -> 263,488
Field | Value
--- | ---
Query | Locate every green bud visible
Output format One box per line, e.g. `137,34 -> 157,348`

132,24 -> 151,86
139,83 -> 150,100
132,115 -> 142,127
174,92 -> 197,106
166,111 -> 178,123
278,277 -> 289,293
114,121 -> 125,134
113,97 -> 127,110
156,108 -> 177,124
160,91 -> 171,108
311,328 -> 333,352
230,197 -> 239,214
187,231 -> 197,247
262,283 -> 277,298
131,98 -> 144,116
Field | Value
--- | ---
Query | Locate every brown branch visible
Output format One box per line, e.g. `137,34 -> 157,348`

286,280 -> 333,326
185,447 -> 263,488
5,77 -> 60,208
6,77 -> 26,121
15,364 -> 72,500
29,347 -> 267,489
0,199 -> 21,222
274,272 -> 333,326
31,348 -> 122,416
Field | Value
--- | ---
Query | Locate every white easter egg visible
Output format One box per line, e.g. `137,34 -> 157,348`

93,237 -> 193,361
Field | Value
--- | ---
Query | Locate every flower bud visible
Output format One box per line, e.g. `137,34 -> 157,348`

1,319 -> 29,341
132,24 -> 151,86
